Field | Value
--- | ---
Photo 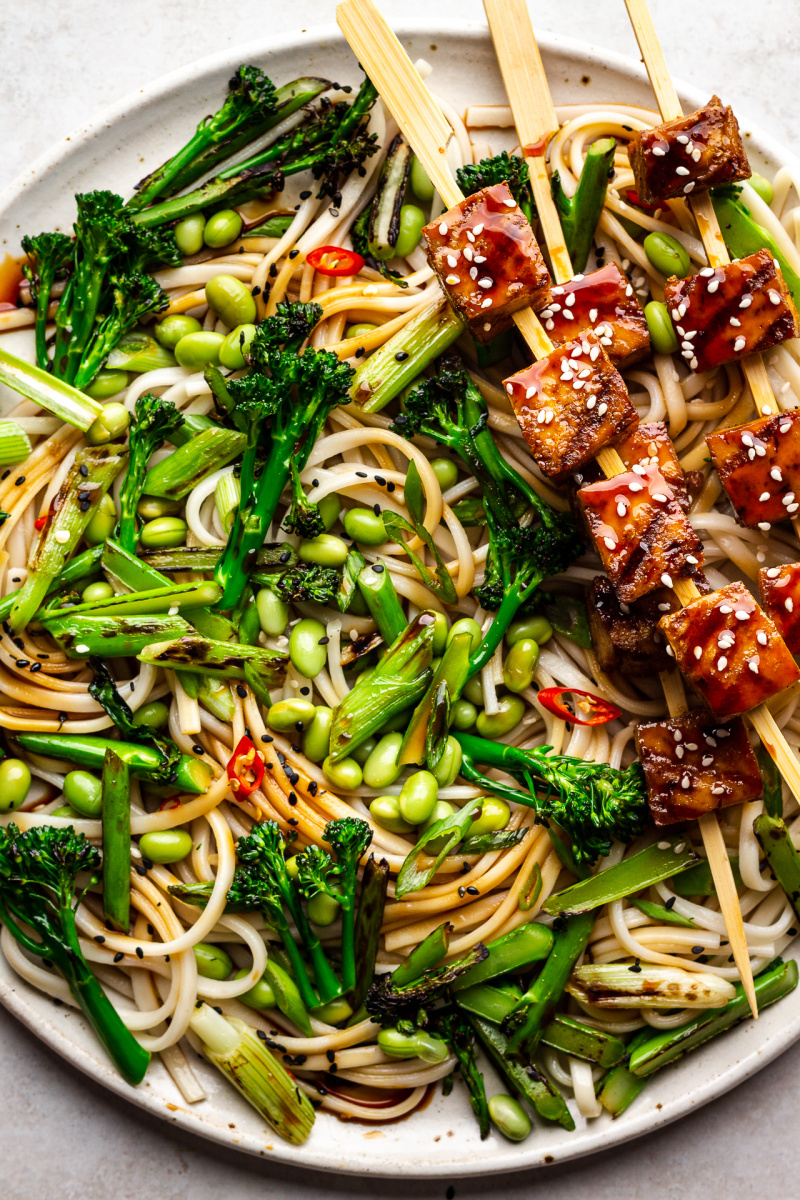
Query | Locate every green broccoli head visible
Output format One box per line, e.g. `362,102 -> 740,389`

456,152 -> 534,221
21,231 -> 72,300
262,563 -> 340,605
475,514 -> 583,612
323,817 -> 373,874
211,66 -> 278,141
248,302 -> 322,368
0,823 -> 99,946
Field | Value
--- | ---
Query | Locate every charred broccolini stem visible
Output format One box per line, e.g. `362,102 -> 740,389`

0,823 -> 150,1085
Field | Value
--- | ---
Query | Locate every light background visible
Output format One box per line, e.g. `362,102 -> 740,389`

2,1 -> 799,1196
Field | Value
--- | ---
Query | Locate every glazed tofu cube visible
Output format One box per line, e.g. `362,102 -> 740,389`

706,410 -> 800,530
759,562 -> 800,653
659,580 -> 800,719
578,464 -> 704,603
635,712 -> 762,826
627,95 -> 751,206
664,249 -> 799,373
423,182 -> 551,343
504,332 -> 638,482
588,576 -> 679,675
539,263 -> 650,367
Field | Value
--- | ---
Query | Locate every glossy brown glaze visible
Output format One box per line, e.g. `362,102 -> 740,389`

635,711 -> 762,825
627,96 -> 751,206
587,576 -> 679,675
759,562 -> 800,653
504,332 -> 638,481
423,182 -> 551,343
706,410 -> 800,529
540,263 -> 650,367
659,581 -> 800,719
664,249 -> 799,373
578,464 -> 704,603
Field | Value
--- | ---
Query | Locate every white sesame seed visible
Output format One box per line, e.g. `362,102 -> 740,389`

684,182 -> 695,193
445,274 -> 460,285
463,246 -> 474,261
661,573 -> 673,587
734,336 -> 747,352
729,317 -> 741,327
474,254 -> 486,263
787,598 -> 794,612
481,298 -> 493,308
756,445 -> 767,457
598,402 -> 608,415
54,530 -> 70,544
769,290 -> 781,305
676,745 -> 685,759
758,522 -> 772,531
484,322 -> 492,332
700,268 -> 715,278
759,491 -> 771,502
590,346 -> 600,361
767,566 -> 781,577
469,266 -> 478,280
603,536 -> 617,550
717,656 -> 728,670
473,223 -> 484,235
503,197 -> 516,207
685,743 -> 698,751
694,645 -> 702,659
438,222 -> 447,236
506,383 -> 513,394
589,308 -> 598,323
675,166 -> 690,176
749,657 -> 760,674
76,644 -> 90,654
692,149 -> 702,162
739,295 -> 753,308
652,146 -> 666,157
525,387 -> 536,400
681,775 -> 691,789
586,396 -> 596,409
719,605 -> 733,614
757,630 -> 768,645
707,280 -> 719,293
616,501 -> 627,517
702,754 -> 714,766
447,254 -> 459,267
686,555 -> 698,565
781,422 -> 792,433
537,410 -> 547,425
545,320 -> 555,330
478,277 -> 493,289
659,602 -> 672,612
706,736 -> 717,747
467,231 -> 476,242
653,493 -> 668,503
711,784 -> 725,795
629,481 -> 643,492
566,294 -> 576,307
676,134 -> 689,144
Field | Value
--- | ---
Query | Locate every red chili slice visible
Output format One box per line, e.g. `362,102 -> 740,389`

158,797 -> 182,812
306,245 -> 365,277
227,735 -> 265,798
537,687 -> 621,726
623,189 -> 663,215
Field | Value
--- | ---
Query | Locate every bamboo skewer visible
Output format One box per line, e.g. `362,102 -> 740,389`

483,0 -> 759,1021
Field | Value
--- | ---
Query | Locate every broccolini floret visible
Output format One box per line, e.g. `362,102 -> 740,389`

456,152 -> 534,223
20,231 -> 72,370
0,823 -> 150,1085
116,393 -> 184,553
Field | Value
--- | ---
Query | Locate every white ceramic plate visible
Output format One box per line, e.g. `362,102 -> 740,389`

2,19 -> 799,1178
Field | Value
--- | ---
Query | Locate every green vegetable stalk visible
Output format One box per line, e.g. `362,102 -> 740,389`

350,854 -> 389,1011
42,611 -> 193,659
10,444 -> 125,632
552,136 -> 617,272
143,425 -> 246,499
0,824 -> 150,1085
350,300 -> 464,412
101,749 -> 131,933
138,634 -> 287,686
116,393 -> 184,552
16,733 -> 211,795
542,838 -> 701,916
470,1015 -> 574,1130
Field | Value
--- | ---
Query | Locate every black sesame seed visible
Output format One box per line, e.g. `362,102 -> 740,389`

458,886 -> 466,898
311,478 -> 319,488
0,471 -> 9,481
691,945 -> 705,955
288,817 -> 298,827
30,662 -> 41,673
628,960 -> 642,973
134,863 -> 147,877
289,249 -> 300,259
394,351 -> 409,362
113,952 -> 124,963
280,550 -> 292,563
665,896 -> 676,910
373,503 -> 381,516
251,285 -> 261,296
318,636 -> 330,645
308,780 -> 318,796
261,733 -> 274,743
326,1048 -> 336,1063
355,347 -> 365,358
300,190 -> 312,200
142,859 -> 154,872
94,935 -> 105,944
288,792 -> 297,806
386,481 -> 396,492
466,886 -> 479,896
15,476 -> 25,486
237,685 -> 247,698
375,475 -> 386,486
329,208 -> 339,218
135,947 -> 144,959
356,470 -> 368,478
193,744 -> 204,755
269,263 -> 278,278
371,563 -> 385,574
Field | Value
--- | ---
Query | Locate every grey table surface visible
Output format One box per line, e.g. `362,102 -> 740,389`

2,1 -> 800,1196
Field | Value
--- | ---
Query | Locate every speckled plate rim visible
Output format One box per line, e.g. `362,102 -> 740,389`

2,18 -> 800,1178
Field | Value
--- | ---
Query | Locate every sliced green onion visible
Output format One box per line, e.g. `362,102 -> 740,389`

214,471 -> 241,534
0,420 -> 32,467
143,426 -> 246,499
0,347 -> 103,430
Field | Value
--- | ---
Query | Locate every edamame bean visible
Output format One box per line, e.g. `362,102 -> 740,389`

137,494 -> 182,521
749,172 -> 774,205
421,801 -> 455,854
394,204 -> 426,259
469,797 -> 510,838
205,274 -> 257,328
234,968 -> 277,1011
410,156 -> 435,202
369,795 -> 414,834
488,1093 -> 532,1142
448,617 -> 482,656
462,674 -> 484,706
643,231 -> 691,279
318,493 -> 341,531
267,698 -> 316,732
81,580 -> 114,604
431,611 -> 449,656
351,736 -> 376,767
139,516 -> 187,548
303,707 -> 333,763
307,892 -> 340,926
506,615 -> 553,646
174,331 -> 225,369
219,323 -> 256,370
431,736 -> 462,788
362,732 -> 404,789
313,996 -> 353,1024
322,755 -> 363,791
63,769 -> 102,817
138,829 -> 193,864
132,700 -> 170,729
174,214 -> 206,256
503,638 -> 539,693
344,322 -> 377,338
431,457 -> 458,491
378,1027 -> 449,1063
51,805 -> 76,818
256,587 -> 289,637
193,942 -> 233,980
285,855 -> 301,880
85,402 -> 130,446
84,494 -> 116,545
451,698 -> 478,731
0,759 -> 31,813
476,695 -> 525,738
342,506 -> 386,546
289,618 -> 328,678
297,533 -> 349,567
85,370 -> 128,400
644,300 -> 679,355
398,770 -> 439,825
204,209 -> 243,249
154,314 -> 202,349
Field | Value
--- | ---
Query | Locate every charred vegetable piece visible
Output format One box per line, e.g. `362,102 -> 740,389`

635,711 -> 763,825
541,263 -> 650,367
579,465 -> 704,603
422,182 -> 551,343
759,562 -> 800,651
504,333 -> 638,482
707,410 -> 800,530
138,634 -> 288,686
587,576 -> 679,676
659,581 -> 800,719
626,95 -> 751,206
665,249 -> 799,373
